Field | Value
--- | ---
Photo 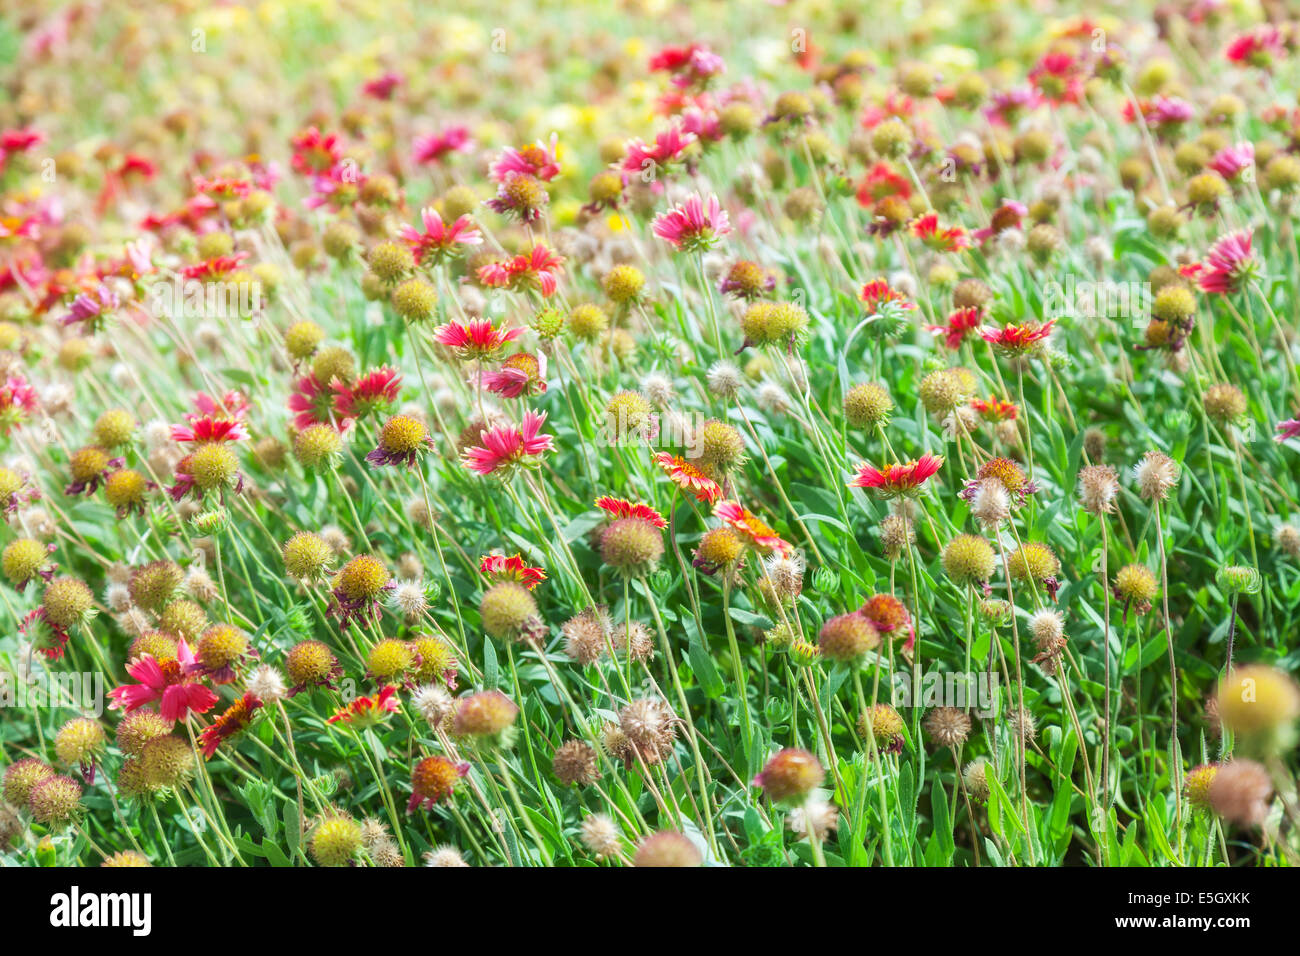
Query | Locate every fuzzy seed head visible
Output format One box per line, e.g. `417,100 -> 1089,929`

392,278 -> 438,322
844,382 -> 893,428
1115,564 -> 1158,604
4,758 -> 55,805
55,717 -> 106,767
42,576 -> 94,629
310,815 -> 363,866
924,706 -> 972,748
1133,450 -> 1179,501
817,612 -> 880,661
453,689 -> 519,737
634,830 -> 702,867
942,533 -> 996,586
599,517 -> 664,576
284,321 -> 326,361
140,735 -> 195,788
1207,759 -> 1272,827
337,554 -> 389,601
28,774 -> 82,825
3,537 -> 47,587
93,408 -> 136,448
129,560 -> 184,611
282,531 -> 333,581
286,640 -> 338,689
552,739 -> 601,786
479,580 -> 539,641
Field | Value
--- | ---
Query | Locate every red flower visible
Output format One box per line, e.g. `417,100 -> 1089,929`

860,593 -> 916,653
181,252 -> 249,281
334,366 -> 401,420
0,375 -> 38,435
399,207 -> 482,264
855,162 -> 911,206
1180,229 -> 1257,295
476,243 -> 565,298
595,496 -> 667,528
653,452 -> 722,504
412,126 -> 473,165
461,410 -> 554,476
910,213 -> 969,253
433,320 -> 524,360
288,373 -> 348,431
926,307 -> 982,349
981,319 -> 1055,352
328,686 -> 400,727
714,500 -> 793,558
1225,27 -> 1284,69
970,395 -> 1019,421
479,553 -> 547,589
859,277 -> 915,315
198,694 -> 263,759
107,639 -> 219,721
849,453 -> 943,497
290,126 -> 342,175
170,417 -> 249,443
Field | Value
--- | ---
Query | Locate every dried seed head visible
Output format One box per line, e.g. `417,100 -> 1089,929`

552,740 -> 601,787
1207,759 -> 1272,827
634,830 -> 702,867
924,707 -> 971,748
1078,464 -> 1120,515
754,747 -> 824,803
1133,450 -> 1179,501
580,813 -> 622,860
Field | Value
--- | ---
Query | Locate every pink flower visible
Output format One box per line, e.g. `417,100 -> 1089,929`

0,376 -> 38,435
461,410 -> 554,476
1225,27 -> 1284,69
1181,229 -> 1257,295
926,307 -> 982,349
362,71 -> 402,100
59,283 -> 119,331
476,244 -> 564,297
1208,142 -> 1254,181
412,126 -> 473,165
652,192 -> 730,252
490,134 -> 560,183
433,320 -> 523,360
107,639 -> 219,721
1276,419 -> 1300,444
399,207 -> 482,264
334,366 -> 402,420
481,352 -> 546,399
170,418 -> 249,443
622,126 -> 696,178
